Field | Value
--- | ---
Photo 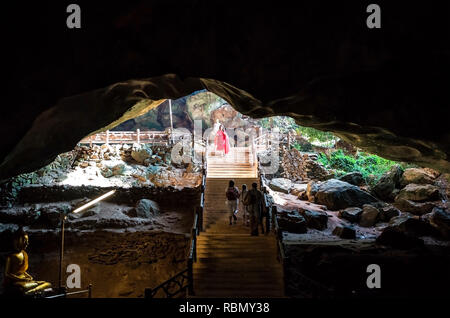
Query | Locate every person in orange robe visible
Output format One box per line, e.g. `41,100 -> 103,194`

214,125 -> 230,156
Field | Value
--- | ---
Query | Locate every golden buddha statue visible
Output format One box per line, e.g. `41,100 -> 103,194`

4,228 -> 52,296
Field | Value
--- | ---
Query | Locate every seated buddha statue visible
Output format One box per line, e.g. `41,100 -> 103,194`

3,228 -> 52,296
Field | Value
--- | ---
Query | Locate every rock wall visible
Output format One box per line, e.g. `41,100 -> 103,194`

284,242 -> 450,298
281,148 -> 331,182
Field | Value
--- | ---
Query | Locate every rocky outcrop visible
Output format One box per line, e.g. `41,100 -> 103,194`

307,179 -> 379,210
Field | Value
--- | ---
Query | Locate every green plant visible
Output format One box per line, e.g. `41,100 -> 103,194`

318,150 -> 404,186
295,126 -> 337,144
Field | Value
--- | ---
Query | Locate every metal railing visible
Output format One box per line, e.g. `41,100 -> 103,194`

45,284 -> 92,298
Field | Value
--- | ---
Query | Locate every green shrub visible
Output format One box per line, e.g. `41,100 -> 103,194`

318,150 -> 404,186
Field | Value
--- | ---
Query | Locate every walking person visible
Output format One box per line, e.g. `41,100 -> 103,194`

245,182 -> 264,236
259,186 -> 270,235
214,125 -> 230,157
240,184 -> 250,226
225,180 -> 240,225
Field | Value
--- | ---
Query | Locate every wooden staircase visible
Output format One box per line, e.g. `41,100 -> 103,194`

193,147 -> 284,297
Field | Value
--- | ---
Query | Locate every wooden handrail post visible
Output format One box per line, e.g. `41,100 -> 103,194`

88,284 -> 92,298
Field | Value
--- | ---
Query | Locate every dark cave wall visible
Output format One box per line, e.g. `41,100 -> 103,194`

2,0 -> 449,179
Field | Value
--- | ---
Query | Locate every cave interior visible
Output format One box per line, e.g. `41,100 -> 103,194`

1,1 -> 449,299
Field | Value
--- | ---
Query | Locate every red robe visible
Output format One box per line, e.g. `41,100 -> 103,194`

214,130 -> 230,154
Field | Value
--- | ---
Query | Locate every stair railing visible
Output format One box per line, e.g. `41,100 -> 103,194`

145,162 -> 206,298
45,284 -> 92,298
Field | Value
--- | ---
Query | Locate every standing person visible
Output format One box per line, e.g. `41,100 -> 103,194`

214,125 -> 230,156
246,182 -> 264,236
240,184 -> 250,226
225,180 -> 240,225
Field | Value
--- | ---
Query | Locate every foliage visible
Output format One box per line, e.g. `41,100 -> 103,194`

295,126 -> 337,144
258,116 -> 338,145
317,149 -> 406,185
258,116 -> 299,134
292,141 -> 313,152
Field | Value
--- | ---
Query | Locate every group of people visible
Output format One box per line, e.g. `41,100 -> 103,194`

225,180 -> 269,236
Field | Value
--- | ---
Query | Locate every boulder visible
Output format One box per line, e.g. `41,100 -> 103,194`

395,184 -> 441,202
135,199 -> 160,218
375,215 -> 438,248
79,162 -> 89,169
359,204 -> 380,227
309,179 -> 379,210
290,183 -> 308,197
111,164 -> 125,176
306,181 -> 320,202
332,225 -> 356,239
387,216 -> 435,237
376,228 -> 424,249
379,205 -> 401,222
400,168 -> 436,187
298,191 -> 308,201
430,207 -> 450,240
371,165 -> 404,201
394,198 -> 436,215
100,167 -> 114,178
338,207 -> 363,223
276,210 -> 307,234
300,210 -> 328,230
338,172 -> 365,186
269,178 -> 293,194
124,208 -> 138,218
131,145 -> 152,164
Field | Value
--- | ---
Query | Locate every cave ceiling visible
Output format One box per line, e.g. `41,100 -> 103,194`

1,1 -> 449,180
